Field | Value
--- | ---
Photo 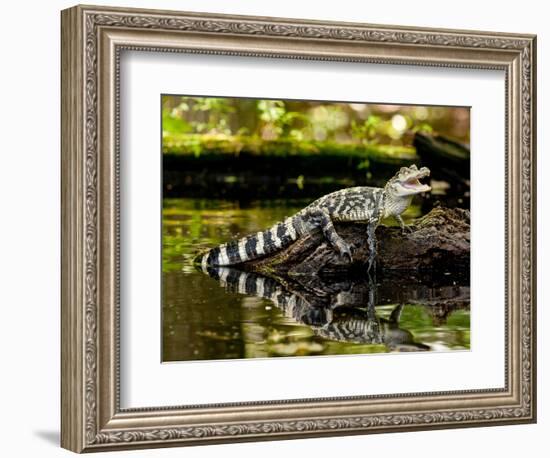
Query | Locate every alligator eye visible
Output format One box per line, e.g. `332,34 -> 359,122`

410,164 -> 418,170
400,167 -> 407,173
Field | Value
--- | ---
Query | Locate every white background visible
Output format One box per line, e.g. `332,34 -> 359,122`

121,53 -> 504,407
0,0 -> 547,457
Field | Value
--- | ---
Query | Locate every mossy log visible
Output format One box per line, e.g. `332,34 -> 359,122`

246,206 -> 470,277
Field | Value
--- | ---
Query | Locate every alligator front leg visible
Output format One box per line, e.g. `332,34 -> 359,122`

298,209 -> 352,262
395,214 -> 413,234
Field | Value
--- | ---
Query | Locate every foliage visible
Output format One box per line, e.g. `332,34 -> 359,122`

161,95 -> 468,173
257,100 -> 310,139
163,96 -> 236,136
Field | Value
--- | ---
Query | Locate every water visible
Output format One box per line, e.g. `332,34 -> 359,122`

162,197 -> 470,362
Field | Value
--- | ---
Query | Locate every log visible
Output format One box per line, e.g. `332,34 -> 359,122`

413,131 -> 470,184
246,206 -> 470,277
413,131 -> 470,164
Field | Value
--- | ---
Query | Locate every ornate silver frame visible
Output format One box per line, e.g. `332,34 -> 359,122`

61,4 -> 537,453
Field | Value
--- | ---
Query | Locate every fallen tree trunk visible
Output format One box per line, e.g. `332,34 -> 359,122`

413,132 -> 470,185
246,206 -> 470,277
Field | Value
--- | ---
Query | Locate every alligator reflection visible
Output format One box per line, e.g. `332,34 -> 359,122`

201,266 -> 470,352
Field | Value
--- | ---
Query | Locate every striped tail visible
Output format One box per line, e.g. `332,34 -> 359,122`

197,217 -> 300,268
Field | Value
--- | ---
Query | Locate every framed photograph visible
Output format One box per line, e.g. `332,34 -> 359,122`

61,4 -> 537,453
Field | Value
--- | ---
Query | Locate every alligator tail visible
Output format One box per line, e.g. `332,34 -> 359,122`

196,217 -> 301,268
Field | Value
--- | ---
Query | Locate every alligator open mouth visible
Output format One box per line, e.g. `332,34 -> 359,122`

402,168 -> 431,192
403,177 -> 430,191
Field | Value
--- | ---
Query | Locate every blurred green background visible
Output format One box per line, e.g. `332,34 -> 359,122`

162,96 -> 469,157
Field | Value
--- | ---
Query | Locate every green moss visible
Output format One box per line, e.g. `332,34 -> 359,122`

162,132 -> 417,162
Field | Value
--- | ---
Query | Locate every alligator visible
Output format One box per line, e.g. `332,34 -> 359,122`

197,164 -> 431,271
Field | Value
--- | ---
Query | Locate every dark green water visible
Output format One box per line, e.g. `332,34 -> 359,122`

162,198 -> 470,362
